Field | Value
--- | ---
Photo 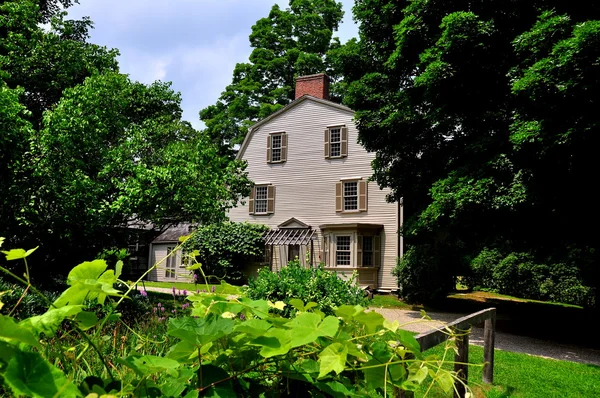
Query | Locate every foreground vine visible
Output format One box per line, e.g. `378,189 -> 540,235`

0,237 -> 466,397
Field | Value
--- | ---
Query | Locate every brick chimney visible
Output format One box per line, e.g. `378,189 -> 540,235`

295,73 -> 330,100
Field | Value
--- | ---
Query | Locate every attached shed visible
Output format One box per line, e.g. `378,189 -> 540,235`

147,224 -> 193,282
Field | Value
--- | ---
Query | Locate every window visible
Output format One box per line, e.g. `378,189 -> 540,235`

330,127 -> 341,157
288,245 -> 300,262
255,186 -> 268,213
166,247 -> 177,279
267,133 -> 287,163
362,236 -> 373,266
343,181 -> 358,211
249,185 -> 275,215
324,126 -> 348,158
336,180 -> 368,213
335,236 -> 351,266
357,235 -> 380,267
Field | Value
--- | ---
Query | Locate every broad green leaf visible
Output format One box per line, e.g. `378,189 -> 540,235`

1,246 -> 38,260
383,319 -> 400,332
126,355 -> 181,377
185,263 -> 202,270
252,328 -> 292,358
435,370 -> 454,393
362,359 -> 387,390
239,298 -> 270,319
3,350 -> 81,398
398,329 -> 422,359
166,341 -> 197,363
354,311 -> 384,334
315,380 -> 353,397
389,362 -> 407,384
287,313 -> 339,347
67,260 -> 108,284
318,342 -> 347,378
209,301 -> 244,316
168,314 -> 234,345
75,311 -> 99,330
198,364 -> 236,398
218,281 -> 242,295
233,319 -> 272,337
344,340 -> 368,361
334,305 -> 363,321
115,260 -> 123,279
402,366 -> 428,391
0,314 -> 40,348
289,298 -> 305,311
268,300 -> 286,310
21,305 -> 84,336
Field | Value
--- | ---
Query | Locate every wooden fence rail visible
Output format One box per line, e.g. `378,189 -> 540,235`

400,307 -> 496,398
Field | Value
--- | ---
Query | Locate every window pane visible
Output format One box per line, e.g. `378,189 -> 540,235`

344,182 -> 358,210
336,236 -> 351,266
329,128 -> 341,157
362,236 -> 373,266
255,186 -> 268,213
271,134 -> 282,162
272,148 -> 281,162
330,142 -> 341,157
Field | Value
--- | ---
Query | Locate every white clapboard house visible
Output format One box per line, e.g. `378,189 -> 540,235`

228,74 -> 403,291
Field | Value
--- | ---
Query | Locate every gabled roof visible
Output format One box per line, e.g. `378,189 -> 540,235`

278,217 -> 310,229
237,95 -> 354,159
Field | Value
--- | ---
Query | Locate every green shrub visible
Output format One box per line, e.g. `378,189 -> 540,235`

465,248 -> 503,290
246,259 -> 368,317
466,249 -> 595,307
183,222 -> 269,283
0,277 -> 61,320
393,244 -> 455,304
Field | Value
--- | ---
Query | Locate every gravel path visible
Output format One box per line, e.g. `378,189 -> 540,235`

143,287 -> 600,366
374,308 -> 600,366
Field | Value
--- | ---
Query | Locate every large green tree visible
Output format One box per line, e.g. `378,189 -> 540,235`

200,0 -> 344,146
345,1 -> 600,305
0,1 -> 250,273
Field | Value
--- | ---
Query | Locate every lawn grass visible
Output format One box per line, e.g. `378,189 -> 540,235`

140,280 -> 217,292
448,290 -> 583,309
418,345 -> 600,397
369,294 -> 413,309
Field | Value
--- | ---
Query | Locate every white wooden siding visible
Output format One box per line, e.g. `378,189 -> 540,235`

148,243 -> 192,283
229,99 -> 400,289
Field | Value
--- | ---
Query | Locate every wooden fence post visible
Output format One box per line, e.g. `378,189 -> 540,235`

454,330 -> 469,398
483,310 -> 496,384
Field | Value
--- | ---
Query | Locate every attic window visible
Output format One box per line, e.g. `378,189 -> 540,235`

267,132 -> 287,163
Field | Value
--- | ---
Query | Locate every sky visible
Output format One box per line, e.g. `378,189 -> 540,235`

66,0 -> 358,129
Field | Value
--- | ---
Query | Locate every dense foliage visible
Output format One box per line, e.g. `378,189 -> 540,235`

0,0 -> 250,274
200,0 -> 345,147
466,248 -> 595,307
183,222 -> 269,283
343,0 -> 600,306
247,259 -> 368,317
0,240 -> 459,397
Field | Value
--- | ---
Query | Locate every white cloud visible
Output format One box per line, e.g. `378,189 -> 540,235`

66,1 -> 358,129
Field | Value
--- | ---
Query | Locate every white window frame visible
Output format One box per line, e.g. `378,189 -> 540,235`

343,181 -> 358,211
271,133 -> 283,162
254,185 -> 268,214
335,235 -> 352,266
165,246 -> 177,279
329,127 -> 342,158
